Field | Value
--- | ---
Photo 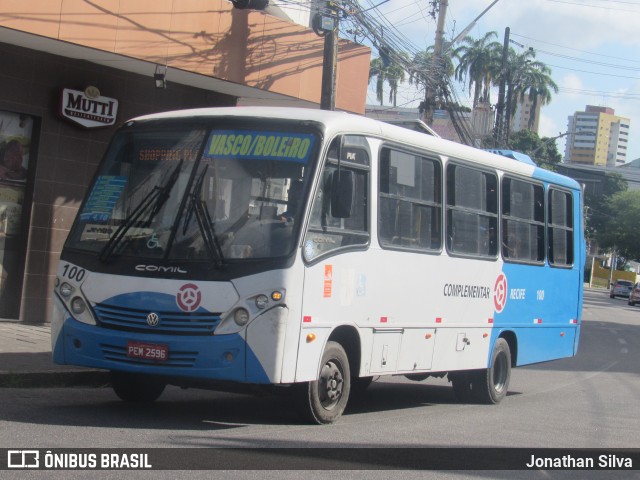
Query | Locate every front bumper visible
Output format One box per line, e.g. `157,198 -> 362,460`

51,299 -> 269,383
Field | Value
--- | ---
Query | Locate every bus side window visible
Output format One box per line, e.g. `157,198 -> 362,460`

303,136 -> 370,262
548,188 -> 574,266
378,148 -> 442,251
446,163 -> 498,258
502,177 -> 545,263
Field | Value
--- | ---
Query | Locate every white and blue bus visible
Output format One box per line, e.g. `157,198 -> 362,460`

52,107 -> 584,424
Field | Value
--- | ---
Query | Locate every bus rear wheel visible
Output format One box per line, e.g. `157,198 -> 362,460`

297,341 -> 351,424
473,338 -> 511,404
111,372 -> 166,403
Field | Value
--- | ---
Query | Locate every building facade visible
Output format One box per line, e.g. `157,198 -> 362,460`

564,106 -> 631,167
510,94 -> 541,134
0,0 -> 370,324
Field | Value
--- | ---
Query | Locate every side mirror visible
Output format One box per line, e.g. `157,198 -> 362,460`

330,170 -> 354,218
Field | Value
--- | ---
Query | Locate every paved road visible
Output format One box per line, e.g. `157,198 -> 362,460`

0,288 -> 638,479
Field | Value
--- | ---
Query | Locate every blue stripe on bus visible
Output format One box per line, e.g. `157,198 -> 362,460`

55,314 -> 270,384
490,262 -> 580,367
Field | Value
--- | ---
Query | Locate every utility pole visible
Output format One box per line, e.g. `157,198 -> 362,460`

493,27 -> 510,147
423,0 -> 448,125
317,1 -> 339,111
234,0 -> 338,110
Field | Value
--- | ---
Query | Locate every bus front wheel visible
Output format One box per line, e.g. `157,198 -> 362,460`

297,341 -> 351,424
473,338 -> 511,404
111,371 -> 166,403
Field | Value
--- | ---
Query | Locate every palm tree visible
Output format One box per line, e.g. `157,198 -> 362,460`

505,48 -> 558,137
368,52 -> 408,107
454,32 -> 502,108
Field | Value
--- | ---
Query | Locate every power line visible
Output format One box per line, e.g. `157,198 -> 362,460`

536,49 -> 640,72
546,63 -> 640,80
558,87 -> 640,100
545,0 -> 640,12
511,33 -> 640,65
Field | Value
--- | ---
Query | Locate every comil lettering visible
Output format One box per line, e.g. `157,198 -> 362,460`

135,265 -> 187,274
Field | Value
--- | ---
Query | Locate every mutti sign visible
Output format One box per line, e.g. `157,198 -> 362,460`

60,87 -> 118,128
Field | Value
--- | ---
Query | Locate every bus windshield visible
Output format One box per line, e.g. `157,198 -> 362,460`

66,124 -> 318,264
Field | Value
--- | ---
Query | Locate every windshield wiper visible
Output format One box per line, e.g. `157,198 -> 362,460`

181,165 -> 204,237
183,165 -> 225,269
99,159 -> 183,263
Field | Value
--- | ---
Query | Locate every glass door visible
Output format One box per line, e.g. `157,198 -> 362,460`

0,111 -> 33,319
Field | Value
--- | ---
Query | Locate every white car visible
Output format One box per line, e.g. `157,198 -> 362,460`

610,280 -> 634,298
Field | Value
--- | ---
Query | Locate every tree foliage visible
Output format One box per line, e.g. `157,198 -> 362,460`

597,189 -> 640,262
368,53 -> 408,107
507,130 -> 561,168
454,31 -> 502,108
585,173 -> 628,243
364,31 -> 558,145
504,48 -> 558,135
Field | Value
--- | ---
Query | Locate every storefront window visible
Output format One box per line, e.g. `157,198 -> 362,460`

0,111 -> 33,319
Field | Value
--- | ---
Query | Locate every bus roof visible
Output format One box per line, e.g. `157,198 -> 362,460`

129,107 -> 582,191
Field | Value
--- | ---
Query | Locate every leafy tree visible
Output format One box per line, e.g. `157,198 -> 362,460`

585,173 -> 628,243
507,130 -> 561,168
597,189 -> 640,262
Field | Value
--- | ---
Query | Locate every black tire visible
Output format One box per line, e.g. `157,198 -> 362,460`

297,341 -> 351,424
111,372 -> 166,403
472,338 -> 511,404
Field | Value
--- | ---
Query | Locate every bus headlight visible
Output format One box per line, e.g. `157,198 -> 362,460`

255,294 -> 269,310
215,288 -> 286,335
60,282 -> 74,299
54,277 -> 96,326
71,297 -> 86,315
234,308 -> 250,326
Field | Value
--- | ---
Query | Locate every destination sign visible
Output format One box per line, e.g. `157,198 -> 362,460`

205,130 -> 316,163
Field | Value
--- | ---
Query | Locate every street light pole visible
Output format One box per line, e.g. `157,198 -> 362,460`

530,130 -> 594,159
320,20 -> 338,110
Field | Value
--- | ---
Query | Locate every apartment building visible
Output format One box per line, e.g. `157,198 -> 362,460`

564,106 -> 630,167
510,94 -> 541,134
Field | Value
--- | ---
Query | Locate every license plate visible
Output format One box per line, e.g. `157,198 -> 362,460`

126,341 -> 169,362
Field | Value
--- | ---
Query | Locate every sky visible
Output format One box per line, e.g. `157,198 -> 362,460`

362,0 -> 640,162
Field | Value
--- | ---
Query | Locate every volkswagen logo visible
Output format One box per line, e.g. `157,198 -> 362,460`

146,312 -> 160,327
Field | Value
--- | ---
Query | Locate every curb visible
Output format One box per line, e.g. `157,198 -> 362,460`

0,369 -> 111,388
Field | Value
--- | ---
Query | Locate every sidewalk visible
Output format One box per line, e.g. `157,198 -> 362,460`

0,322 -> 109,387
